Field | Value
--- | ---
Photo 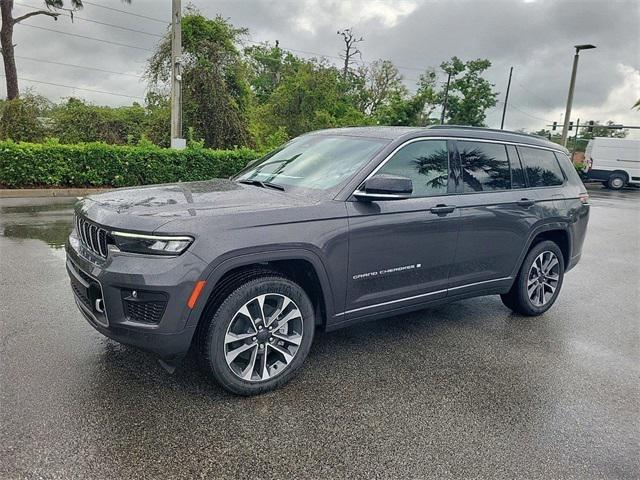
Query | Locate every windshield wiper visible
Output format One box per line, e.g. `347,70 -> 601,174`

237,179 -> 285,191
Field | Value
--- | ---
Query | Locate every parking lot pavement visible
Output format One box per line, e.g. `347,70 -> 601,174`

1,186 -> 638,479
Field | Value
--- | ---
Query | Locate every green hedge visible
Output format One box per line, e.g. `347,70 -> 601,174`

0,140 -> 261,188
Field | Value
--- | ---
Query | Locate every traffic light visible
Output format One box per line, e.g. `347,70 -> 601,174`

587,120 -> 594,133
552,122 -> 557,131
568,122 -> 573,131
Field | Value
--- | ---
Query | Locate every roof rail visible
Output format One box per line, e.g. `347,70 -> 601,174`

427,125 -> 546,140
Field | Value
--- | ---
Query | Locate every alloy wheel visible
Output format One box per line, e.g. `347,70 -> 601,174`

224,293 -> 304,382
527,251 -> 560,307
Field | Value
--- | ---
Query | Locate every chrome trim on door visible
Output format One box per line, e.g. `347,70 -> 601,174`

336,276 -> 513,317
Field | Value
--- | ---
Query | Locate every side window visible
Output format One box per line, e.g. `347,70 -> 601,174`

506,145 -> 527,189
554,152 -> 583,185
459,141 -> 511,192
519,147 -> 564,187
375,140 -> 449,197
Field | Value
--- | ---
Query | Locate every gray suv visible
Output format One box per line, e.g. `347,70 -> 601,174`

66,126 -> 590,395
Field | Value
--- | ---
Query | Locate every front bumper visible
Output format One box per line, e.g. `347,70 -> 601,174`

66,230 -> 207,360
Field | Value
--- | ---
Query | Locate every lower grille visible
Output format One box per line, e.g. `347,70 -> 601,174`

71,282 -> 91,309
124,300 -> 167,324
122,290 -> 168,324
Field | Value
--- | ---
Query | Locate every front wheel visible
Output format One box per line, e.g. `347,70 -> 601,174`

501,240 -> 565,316
199,275 -> 315,395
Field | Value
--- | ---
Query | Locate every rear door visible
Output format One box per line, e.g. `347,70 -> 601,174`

448,140 -> 539,294
344,139 -> 460,318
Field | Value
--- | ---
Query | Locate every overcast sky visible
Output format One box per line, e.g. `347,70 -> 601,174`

5,0 -> 639,135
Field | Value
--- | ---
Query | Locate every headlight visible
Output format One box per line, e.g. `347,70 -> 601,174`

111,231 -> 194,256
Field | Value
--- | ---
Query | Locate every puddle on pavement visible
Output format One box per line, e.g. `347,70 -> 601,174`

0,200 -> 75,248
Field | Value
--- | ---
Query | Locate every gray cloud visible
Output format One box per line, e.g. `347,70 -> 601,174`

5,0 -> 639,133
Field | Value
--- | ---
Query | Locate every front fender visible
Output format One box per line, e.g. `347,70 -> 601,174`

184,246 -> 336,329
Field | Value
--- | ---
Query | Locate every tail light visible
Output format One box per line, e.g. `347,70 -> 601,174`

579,192 -> 589,204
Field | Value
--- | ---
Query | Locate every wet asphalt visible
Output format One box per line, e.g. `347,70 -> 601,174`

0,186 -> 638,479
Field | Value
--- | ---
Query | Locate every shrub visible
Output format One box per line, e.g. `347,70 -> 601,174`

0,140 -> 261,188
0,97 -> 47,143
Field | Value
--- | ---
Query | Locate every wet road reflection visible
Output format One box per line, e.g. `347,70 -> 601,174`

0,188 -> 638,479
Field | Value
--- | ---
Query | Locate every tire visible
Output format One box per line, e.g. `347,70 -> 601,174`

199,275 -> 315,395
501,240 -> 565,316
607,172 -> 626,190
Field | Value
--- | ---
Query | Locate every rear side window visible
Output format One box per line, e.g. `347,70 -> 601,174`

555,152 -> 583,185
375,140 -> 449,197
518,147 -> 565,187
458,141 -> 511,192
506,145 -> 526,189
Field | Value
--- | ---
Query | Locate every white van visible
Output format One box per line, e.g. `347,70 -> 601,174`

584,138 -> 640,189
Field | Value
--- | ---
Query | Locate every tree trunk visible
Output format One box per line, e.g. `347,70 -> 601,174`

1,0 -> 18,100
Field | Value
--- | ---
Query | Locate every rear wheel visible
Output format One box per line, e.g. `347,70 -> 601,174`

501,240 -> 565,316
607,172 -> 626,190
199,275 -> 315,395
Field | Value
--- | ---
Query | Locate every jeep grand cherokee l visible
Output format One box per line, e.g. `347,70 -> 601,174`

66,126 -> 590,395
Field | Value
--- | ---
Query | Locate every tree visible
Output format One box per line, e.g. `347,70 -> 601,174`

634,99 -> 640,110
438,57 -> 498,126
358,60 -> 405,115
146,11 -> 253,148
1,0 -> 131,100
0,91 -> 49,141
337,28 -> 363,80
580,121 -> 628,140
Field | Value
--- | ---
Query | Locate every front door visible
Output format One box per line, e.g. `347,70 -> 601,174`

345,139 -> 460,318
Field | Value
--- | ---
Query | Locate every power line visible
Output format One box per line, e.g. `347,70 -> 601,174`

82,0 -> 167,24
245,37 -> 427,74
14,2 -> 164,37
15,55 -> 145,78
514,80 -> 556,110
20,23 -> 154,52
497,100 -> 554,123
2,74 -> 145,100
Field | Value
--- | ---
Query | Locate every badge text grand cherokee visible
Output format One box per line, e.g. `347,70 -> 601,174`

66,126 -> 590,395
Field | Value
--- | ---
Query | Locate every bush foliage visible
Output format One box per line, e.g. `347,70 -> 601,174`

0,140 -> 260,188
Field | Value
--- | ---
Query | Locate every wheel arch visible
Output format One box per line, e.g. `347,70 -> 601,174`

514,224 -> 573,276
186,248 -> 334,331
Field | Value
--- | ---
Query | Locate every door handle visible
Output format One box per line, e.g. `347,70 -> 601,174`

430,204 -> 456,215
517,198 -> 536,207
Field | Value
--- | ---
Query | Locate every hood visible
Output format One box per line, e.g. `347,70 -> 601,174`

78,179 -> 314,232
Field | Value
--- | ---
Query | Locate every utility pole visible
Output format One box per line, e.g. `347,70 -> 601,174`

440,71 -> 452,125
170,0 -> 185,149
500,66 -> 513,130
560,44 -> 596,147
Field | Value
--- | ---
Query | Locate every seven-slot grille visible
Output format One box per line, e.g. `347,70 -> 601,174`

75,215 -> 109,258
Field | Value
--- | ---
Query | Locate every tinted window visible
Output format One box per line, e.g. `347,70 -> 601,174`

554,152 -> 583,185
375,140 -> 449,197
506,145 -> 526,189
519,147 -> 564,187
459,141 -> 511,192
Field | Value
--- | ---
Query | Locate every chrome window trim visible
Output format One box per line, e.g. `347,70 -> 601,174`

348,136 -> 567,199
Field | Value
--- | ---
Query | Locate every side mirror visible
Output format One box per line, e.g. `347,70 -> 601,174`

353,174 -> 413,202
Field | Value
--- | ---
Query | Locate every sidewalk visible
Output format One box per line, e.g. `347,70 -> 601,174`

0,188 -> 113,198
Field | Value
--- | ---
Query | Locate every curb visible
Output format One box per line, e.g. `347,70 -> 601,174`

0,188 -> 114,198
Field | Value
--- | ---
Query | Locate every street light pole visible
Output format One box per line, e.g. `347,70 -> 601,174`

170,0 -> 185,149
560,44 -> 596,147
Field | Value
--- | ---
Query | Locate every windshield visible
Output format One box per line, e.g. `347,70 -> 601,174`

235,135 -> 388,191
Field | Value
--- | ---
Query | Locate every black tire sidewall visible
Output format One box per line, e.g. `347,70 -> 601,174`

205,277 -> 315,395
608,173 -> 626,190
515,240 -> 565,316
